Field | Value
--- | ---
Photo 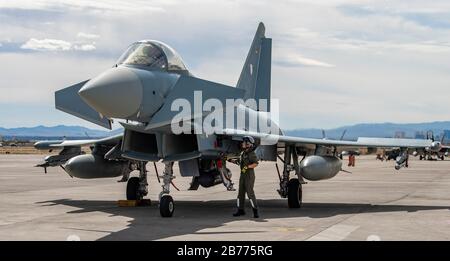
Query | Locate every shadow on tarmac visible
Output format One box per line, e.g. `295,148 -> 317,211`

37,198 -> 450,240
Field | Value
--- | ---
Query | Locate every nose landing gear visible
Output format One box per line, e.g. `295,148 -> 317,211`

159,162 -> 175,217
160,194 -> 174,217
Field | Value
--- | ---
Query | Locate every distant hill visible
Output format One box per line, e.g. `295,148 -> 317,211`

0,125 -> 120,140
1,121 -> 449,142
284,121 -> 450,141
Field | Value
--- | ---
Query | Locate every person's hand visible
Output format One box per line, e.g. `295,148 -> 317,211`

228,159 -> 238,165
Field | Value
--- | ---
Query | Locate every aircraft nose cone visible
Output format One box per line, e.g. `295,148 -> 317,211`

79,67 -> 143,118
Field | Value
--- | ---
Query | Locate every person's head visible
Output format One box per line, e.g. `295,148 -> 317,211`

241,136 -> 255,151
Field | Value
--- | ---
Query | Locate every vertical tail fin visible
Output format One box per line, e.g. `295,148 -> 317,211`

236,22 -> 272,112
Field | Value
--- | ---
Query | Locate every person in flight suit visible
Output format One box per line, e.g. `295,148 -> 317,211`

233,136 -> 260,218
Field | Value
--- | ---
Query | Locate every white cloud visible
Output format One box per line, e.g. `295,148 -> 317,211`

20,38 -> 96,51
73,44 -> 96,51
77,32 -> 100,40
0,0 -> 166,13
275,54 -> 335,68
21,38 -> 72,51
0,52 -> 113,104
280,25 -> 450,54
356,40 -> 450,53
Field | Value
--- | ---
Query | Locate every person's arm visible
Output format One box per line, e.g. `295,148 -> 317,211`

247,162 -> 258,169
228,158 -> 240,165
247,152 -> 259,169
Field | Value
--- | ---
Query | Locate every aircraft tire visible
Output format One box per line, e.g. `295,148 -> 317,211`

126,177 -> 141,200
160,195 -> 174,217
287,178 -> 302,208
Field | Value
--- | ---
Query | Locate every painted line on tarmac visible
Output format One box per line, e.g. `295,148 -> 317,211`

307,224 -> 359,241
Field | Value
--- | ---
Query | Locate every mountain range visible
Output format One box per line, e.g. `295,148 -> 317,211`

1,121 -> 450,141
284,121 -> 450,140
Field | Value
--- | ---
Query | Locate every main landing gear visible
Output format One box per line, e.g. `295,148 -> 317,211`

126,161 -> 148,200
287,179 -> 302,208
277,145 -> 305,208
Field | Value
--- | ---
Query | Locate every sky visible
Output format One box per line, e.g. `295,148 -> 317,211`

0,0 -> 449,130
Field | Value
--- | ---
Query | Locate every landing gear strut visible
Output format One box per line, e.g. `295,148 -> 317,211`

159,162 -> 175,217
278,145 -> 304,208
126,161 -> 148,200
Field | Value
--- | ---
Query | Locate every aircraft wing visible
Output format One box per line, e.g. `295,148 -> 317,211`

355,137 -> 432,148
48,134 -> 123,148
35,133 -> 123,173
221,129 -> 432,148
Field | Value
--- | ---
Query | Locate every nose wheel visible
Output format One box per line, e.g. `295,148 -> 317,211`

159,194 -> 175,217
158,162 -> 175,217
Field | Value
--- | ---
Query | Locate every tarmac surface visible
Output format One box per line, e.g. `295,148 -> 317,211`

0,154 -> 449,241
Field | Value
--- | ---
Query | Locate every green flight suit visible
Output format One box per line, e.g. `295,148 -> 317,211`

237,149 -> 259,210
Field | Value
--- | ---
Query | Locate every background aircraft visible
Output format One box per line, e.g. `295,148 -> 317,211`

362,131 -> 449,162
37,23 -> 432,217
414,131 -> 449,160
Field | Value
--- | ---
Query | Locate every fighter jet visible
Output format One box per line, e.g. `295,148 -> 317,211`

38,23 -> 433,217
360,131 -> 449,162
414,132 -> 449,160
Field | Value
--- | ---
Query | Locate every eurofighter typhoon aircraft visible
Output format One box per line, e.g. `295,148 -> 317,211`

36,23 -> 433,217
359,131 -> 449,163
413,132 -> 449,160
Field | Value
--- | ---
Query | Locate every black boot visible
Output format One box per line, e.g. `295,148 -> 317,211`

252,208 -> 259,218
233,209 -> 245,217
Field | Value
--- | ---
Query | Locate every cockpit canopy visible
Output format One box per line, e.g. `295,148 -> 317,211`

116,40 -> 188,73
